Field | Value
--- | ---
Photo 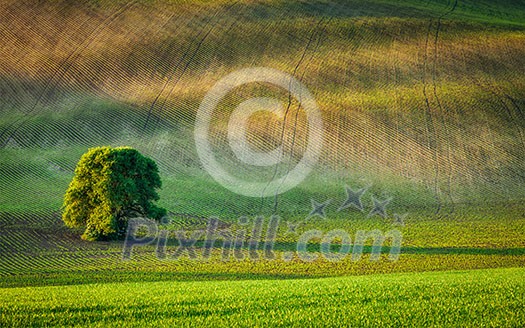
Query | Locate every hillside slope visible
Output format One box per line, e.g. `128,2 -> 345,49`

0,0 -> 524,217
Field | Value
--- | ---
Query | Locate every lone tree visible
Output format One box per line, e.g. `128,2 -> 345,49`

62,146 -> 166,241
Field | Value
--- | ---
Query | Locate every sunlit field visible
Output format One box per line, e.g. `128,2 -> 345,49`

1,0 -> 524,326
2,268 -> 524,327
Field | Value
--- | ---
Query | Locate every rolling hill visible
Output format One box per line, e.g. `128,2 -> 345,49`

0,1 -> 524,325
1,0 -> 524,217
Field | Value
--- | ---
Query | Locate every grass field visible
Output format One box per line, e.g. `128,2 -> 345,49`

1,0 -> 524,326
2,268 -> 524,327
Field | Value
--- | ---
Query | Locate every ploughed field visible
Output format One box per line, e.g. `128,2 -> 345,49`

0,0 -> 524,326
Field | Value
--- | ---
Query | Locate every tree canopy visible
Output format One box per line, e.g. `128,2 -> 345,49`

62,146 -> 166,241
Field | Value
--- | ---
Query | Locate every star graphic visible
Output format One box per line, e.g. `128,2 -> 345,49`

393,213 -> 407,226
286,221 -> 298,234
338,185 -> 368,212
368,196 -> 392,218
307,199 -> 331,219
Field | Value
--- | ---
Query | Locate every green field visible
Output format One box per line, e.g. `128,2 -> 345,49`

2,268 -> 524,327
1,0 -> 524,326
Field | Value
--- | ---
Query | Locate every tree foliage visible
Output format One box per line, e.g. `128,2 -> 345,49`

62,146 -> 166,241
